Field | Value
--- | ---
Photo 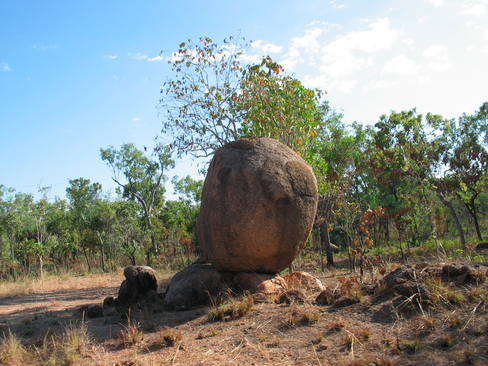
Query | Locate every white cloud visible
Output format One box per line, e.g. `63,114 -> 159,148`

148,55 -> 163,61
362,79 -> 399,93
462,3 -> 487,16
131,117 -> 145,127
418,17 -> 429,23
330,1 -> 346,9
128,52 -> 148,59
316,18 -> 400,78
425,0 -> 444,6
275,17 -> 403,92
1,62 -> 10,71
334,79 -> 357,93
290,27 -> 325,52
402,38 -> 415,47
103,55 -> 117,59
423,44 -> 452,72
32,44 -> 58,51
330,18 -> 399,53
239,53 -> 262,65
382,54 -> 420,75
251,40 -> 283,54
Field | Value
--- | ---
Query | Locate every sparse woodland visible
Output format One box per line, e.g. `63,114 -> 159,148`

1,36 -> 487,278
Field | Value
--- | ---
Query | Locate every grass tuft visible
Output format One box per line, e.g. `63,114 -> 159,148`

0,330 -> 27,365
207,294 -> 254,321
157,326 -> 183,347
118,321 -> 144,348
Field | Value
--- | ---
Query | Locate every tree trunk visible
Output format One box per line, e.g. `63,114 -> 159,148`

319,219 -> 334,268
437,191 -> 466,250
38,255 -> 43,279
463,195 -> 483,241
96,231 -> 106,272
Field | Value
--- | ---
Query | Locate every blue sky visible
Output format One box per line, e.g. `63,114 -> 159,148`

1,0 -> 487,201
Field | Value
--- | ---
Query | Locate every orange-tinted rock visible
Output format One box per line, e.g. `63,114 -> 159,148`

197,137 -> 318,273
233,272 -> 287,294
283,271 -> 325,293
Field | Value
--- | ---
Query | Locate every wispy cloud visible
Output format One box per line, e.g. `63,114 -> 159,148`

402,38 -> 415,48
462,3 -> 487,16
131,118 -> 145,127
382,54 -> 420,75
330,0 -> 346,9
128,52 -> 148,59
362,79 -> 399,93
103,55 -> 117,59
148,55 -> 163,61
425,0 -> 444,7
1,62 -> 10,71
251,40 -> 283,54
32,44 -> 58,51
259,17 -> 403,93
423,44 -> 452,72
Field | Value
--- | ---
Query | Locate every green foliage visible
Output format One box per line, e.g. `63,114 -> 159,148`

238,56 -> 323,154
159,36 -> 325,160
101,142 -> 175,258
159,36 -> 248,159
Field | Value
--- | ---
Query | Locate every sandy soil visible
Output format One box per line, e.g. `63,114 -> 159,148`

1,261 -> 488,366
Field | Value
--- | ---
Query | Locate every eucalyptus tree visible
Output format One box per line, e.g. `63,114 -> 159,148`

441,102 -> 488,242
237,56 -> 323,155
159,175 -> 204,262
159,36 -> 248,159
304,103 -> 367,266
100,142 -> 175,260
363,110 -> 442,250
66,178 -> 102,269
159,36 -> 325,161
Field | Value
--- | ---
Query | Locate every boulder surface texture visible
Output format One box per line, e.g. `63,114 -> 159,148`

197,137 -> 318,273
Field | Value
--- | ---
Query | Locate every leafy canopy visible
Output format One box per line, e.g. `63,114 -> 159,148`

158,36 -> 325,159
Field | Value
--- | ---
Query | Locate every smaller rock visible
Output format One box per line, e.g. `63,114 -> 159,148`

251,292 -> 269,303
333,296 -> 358,307
103,296 -> 115,309
476,242 -> 488,251
164,264 -> 227,310
103,306 -> 119,317
277,290 -> 306,304
233,272 -> 287,294
116,279 -> 139,305
381,265 -> 415,289
442,263 -> 471,277
315,288 -> 341,305
393,282 -> 432,301
87,305 -> 104,318
74,304 -> 104,319
283,272 -> 325,293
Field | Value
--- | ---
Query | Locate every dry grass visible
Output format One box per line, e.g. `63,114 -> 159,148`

0,272 -> 120,299
1,256 -> 488,365
0,330 -> 28,365
207,293 -> 254,321
0,270 -> 174,300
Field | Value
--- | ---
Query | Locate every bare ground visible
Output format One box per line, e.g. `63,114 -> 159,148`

1,259 -> 488,366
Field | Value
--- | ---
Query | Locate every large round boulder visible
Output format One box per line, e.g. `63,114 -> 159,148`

197,137 -> 318,273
